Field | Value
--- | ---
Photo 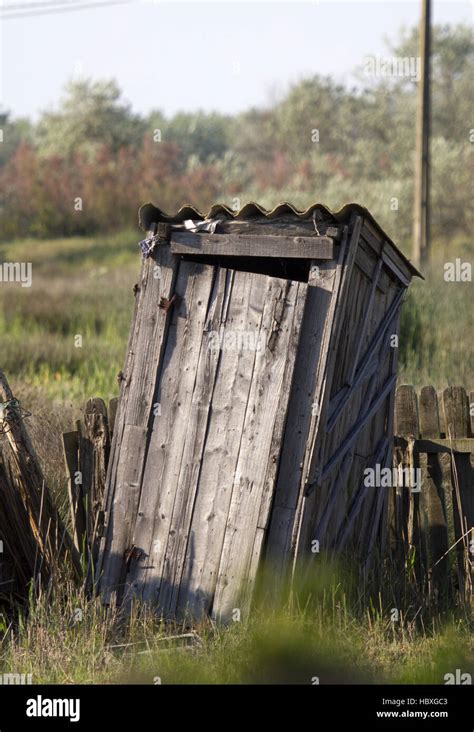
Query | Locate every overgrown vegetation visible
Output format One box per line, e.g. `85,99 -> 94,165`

0,563 -> 472,685
0,24 -> 472,246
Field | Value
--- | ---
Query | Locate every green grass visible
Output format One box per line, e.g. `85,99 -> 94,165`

398,233 -> 473,387
0,567 -> 472,685
0,229 -> 138,403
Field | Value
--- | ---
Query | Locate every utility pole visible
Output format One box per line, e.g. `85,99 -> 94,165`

412,0 -> 432,268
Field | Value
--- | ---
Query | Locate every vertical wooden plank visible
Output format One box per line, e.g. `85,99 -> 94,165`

108,397 -> 118,438
418,386 -> 450,603
126,261 -> 217,606
443,387 -> 473,602
98,244 -> 179,596
83,398 -> 110,528
100,424 -> 147,604
154,267 -> 229,616
395,385 -> 420,438
62,431 -> 84,555
172,269 -> 264,619
211,279 -> 308,620
395,386 -> 423,583
347,257 -> 383,385
264,255 -> 342,575
290,223 -> 354,563
419,386 -> 440,438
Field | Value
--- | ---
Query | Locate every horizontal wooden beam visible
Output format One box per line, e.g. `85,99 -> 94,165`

170,232 -> 335,260
395,436 -> 474,455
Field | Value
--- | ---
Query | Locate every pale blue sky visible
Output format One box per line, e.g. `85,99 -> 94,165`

1,0 -> 472,120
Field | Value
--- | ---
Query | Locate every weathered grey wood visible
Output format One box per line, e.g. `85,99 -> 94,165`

62,431 -> 85,555
307,372 -> 397,494
212,278 -> 308,620
419,386 -> 440,439
0,370 -> 81,580
335,436 -> 389,551
326,279 -> 406,432
290,224 -> 353,560
153,267 -> 230,616
100,424 -> 148,604
76,417 -> 93,539
170,231 -> 335,260
443,386 -> 470,440
83,398 -> 109,516
98,244 -> 179,595
420,450 -> 451,603
159,268 -> 231,618
265,256 -> 343,576
395,385 -> 420,437
127,261 -> 217,607
347,258 -> 383,385
97,208 -> 418,618
381,250 -> 410,287
173,269 -> 262,618
395,437 -> 474,454
108,397 -> 118,437
443,387 -> 473,601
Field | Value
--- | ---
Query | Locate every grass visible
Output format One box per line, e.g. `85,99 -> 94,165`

0,566 -> 472,685
398,232 -> 473,387
0,229 -> 138,404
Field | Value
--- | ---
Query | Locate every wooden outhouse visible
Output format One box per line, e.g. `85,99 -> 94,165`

97,202 -> 421,619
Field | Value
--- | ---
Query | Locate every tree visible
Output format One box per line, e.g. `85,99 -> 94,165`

35,79 -> 146,159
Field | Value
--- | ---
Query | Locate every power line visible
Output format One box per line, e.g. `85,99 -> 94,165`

1,0 -> 134,19
1,1 -> 83,12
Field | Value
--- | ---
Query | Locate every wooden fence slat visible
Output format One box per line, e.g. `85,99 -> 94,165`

62,431 -> 85,556
419,386 -> 440,439
395,385 -> 420,437
443,387 -> 470,440
108,397 -> 118,437
0,370 -> 81,580
417,385 -> 450,602
443,387 -> 473,601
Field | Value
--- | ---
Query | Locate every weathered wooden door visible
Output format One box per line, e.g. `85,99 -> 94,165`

100,255 -> 309,620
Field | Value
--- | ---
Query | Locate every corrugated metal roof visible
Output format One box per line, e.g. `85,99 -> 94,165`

138,201 -> 422,279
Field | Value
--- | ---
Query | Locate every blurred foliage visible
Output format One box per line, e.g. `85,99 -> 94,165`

1,561 -> 472,684
0,23 -> 472,249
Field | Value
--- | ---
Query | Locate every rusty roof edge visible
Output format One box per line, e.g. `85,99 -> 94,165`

138,201 -> 423,280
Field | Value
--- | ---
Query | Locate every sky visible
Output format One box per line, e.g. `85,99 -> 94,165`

0,0 -> 472,120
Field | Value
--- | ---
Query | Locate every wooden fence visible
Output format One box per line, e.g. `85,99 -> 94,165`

0,370 -> 80,603
390,385 -> 473,607
62,397 -> 117,575
62,386 -> 473,607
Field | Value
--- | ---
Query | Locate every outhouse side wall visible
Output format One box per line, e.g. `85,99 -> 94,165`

292,218 -> 410,568
264,215 -> 412,580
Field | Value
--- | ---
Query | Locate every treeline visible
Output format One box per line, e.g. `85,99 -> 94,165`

0,24 -> 472,245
